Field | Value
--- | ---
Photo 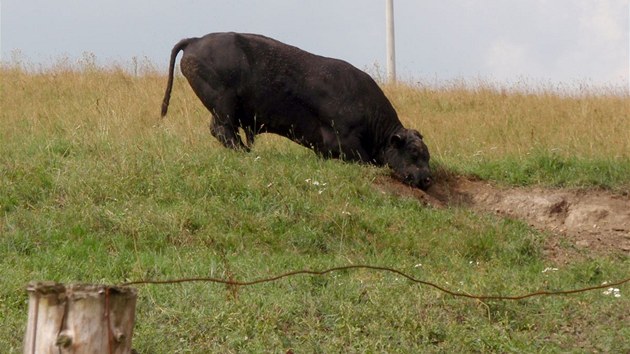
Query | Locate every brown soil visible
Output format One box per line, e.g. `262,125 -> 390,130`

375,174 -> 630,264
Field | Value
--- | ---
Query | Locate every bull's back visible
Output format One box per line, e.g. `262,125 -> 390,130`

180,33 -> 399,150
183,32 -> 383,107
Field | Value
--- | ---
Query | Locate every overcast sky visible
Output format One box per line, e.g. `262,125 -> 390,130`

1,0 -> 629,90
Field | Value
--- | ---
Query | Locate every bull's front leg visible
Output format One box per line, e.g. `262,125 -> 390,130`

318,126 -> 369,162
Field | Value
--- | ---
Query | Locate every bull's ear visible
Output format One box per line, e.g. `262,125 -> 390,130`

411,129 -> 423,139
390,133 -> 405,148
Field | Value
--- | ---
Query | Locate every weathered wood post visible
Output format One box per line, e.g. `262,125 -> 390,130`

24,282 -> 137,354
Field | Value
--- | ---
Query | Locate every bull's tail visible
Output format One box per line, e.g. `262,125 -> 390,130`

161,38 -> 195,117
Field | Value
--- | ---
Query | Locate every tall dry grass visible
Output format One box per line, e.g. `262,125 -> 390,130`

1,62 -> 216,163
382,83 -> 630,163
2,61 -> 628,168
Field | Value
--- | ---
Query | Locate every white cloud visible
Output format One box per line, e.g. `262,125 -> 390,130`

480,0 -> 628,87
484,39 -> 535,80
579,0 -> 624,42
568,0 -> 628,84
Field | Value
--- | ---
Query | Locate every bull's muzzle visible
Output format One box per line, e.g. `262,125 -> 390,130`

404,170 -> 432,190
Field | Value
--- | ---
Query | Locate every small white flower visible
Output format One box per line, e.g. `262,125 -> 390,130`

542,267 -> 559,273
305,178 -> 327,187
254,156 -> 261,161
414,263 -> 422,268
603,288 -> 621,298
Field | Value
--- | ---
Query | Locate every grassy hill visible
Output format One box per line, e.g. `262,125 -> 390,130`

1,62 -> 628,352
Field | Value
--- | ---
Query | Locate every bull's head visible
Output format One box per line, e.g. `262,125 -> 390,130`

384,128 -> 432,190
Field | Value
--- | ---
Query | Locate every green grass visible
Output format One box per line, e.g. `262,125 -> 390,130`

453,151 -> 630,189
1,63 -> 629,352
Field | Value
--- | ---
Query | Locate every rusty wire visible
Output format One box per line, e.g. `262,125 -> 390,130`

120,264 -> 630,301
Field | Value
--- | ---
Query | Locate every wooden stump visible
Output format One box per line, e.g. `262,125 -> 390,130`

24,282 -> 137,354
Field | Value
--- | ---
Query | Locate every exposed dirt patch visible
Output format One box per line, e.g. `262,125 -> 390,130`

375,175 -> 630,264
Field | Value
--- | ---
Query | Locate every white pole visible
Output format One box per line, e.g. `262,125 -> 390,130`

386,0 -> 396,83
0,1 -> 2,63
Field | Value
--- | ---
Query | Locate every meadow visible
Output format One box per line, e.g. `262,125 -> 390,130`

1,59 -> 629,352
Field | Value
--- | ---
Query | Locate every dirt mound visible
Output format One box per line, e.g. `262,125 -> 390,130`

375,175 -> 630,263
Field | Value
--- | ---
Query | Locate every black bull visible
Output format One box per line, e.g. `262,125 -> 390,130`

161,32 -> 432,189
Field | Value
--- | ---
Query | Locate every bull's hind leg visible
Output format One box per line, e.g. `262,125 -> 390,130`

181,56 -> 248,151
210,114 -> 249,152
